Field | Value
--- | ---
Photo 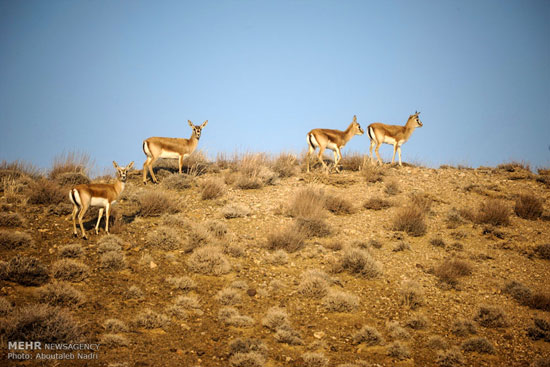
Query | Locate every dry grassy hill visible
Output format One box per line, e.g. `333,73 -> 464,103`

1,153 -> 549,367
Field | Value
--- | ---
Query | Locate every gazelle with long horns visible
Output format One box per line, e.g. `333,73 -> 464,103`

367,111 -> 423,166
142,120 -> 208,184
306,115 -> 364,173
70,161 -> 134,239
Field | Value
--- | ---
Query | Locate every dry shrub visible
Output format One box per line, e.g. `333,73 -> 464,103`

392,205 -> 427,237
433,259 -> 472,287
474,305 -> 507,328
0,213 -> 24,227
126,285 -> 144,299
393,241 -> 410,252
49,152 -> 91,180
529,292 -> 550,312
461,337 -> 495,354
322,290 -> 359,312
0,159 -> 41,179
363,197 -> 392,210
161,213 -> 187,227
410,192 -> 433,213
262,307 -> 290,331
531,358 -> 550,367
103,319 -> 128,333
58,244 -> 84,258
298,270 -> 330,299
302,352 -> 328,367
27,179 -> 66,205
51,259 -> 89,282
137,190 -> 178,217
37,282 -> 84,307
216,288 -> 242,305
288,187 -> 325,219
362,164 -> 384,183
222,203 -> 251,219
335,247 -> 382,279
134,309 -> 169,329
185,225 -> 211,253
229,352 -> 266,367
515,194 -> 543,220
430,237 -> 446,248
294,217 -> 331,238
427,336 -> 448,351
218,307 -> 254,327
267,250 -> 289,265
503,280 -> 532,303
274,327 -> 303,345
385,180 -> 400,195
97,235 -> 123,253
399,280 -> 425,310
1,304 -> 82,342
535,244 -> 550,260
446,208 -> 464,229
475,199 -> 510,226
233,153 -> 277,189
386,341 -> 410,360
207,220 -> 227,238
162,173 -> 194,190
324,193 -> 355,214
527,318 -> 550,342
187,246 -> 231,275
266,226 -> 306,253
229,338 -> 268,367
340,152 -> 364,171
497,161 -> 530,172
352,326 -> 384,346
144,226 -> 182,250
166,276 -> 196,291
273,153 -> 299,177
184,150 -> 210,176
451,319 -> 477,336
0,230 -> 33,249
405,314 -> 428,330
2,255 -> 49,286
387,321 -> 411,340
55,172 -> 90,187
100,251 -> 126,270
200,178 -> 226,200
100,333 -> 129,348
435,347 -> 464,367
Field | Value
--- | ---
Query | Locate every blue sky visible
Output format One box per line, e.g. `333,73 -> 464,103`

1,0 -> 549,173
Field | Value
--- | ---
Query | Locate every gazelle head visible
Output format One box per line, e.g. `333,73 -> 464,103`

351,115 -> 365,135
411,111 -> 423,127
113,161 -> 134,182
188,120 -> 208,140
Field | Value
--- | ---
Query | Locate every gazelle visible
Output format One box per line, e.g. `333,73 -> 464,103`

70,161 -> 134,239
142,120 -> 208,184
367,111 -> 423,166
306,115 -> 364,173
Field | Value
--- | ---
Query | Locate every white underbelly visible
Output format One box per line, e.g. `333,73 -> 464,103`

159,151 -> 183,159
326,142 -> 339,151
91,197 -> 110,207
383,136 -> 397,145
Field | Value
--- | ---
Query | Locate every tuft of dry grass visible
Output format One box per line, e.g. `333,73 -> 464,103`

363,197 -> 392,210
435,347 -> 464,367
49,152 -> 91,180
294,217 -> 331,238
461,337 -> 495,354
266,226 -> 306,253
386,341 -> 410,360
273,153 -> 299,177
399,280 -> 425,310
497,161 -> 531,172
262,307 -> 290,331
392,205 -> 427,237
144,226 -> 182,250
200,178 -> 226,200
0,230 -> 33,249
405,314 -> 428,330
166,276 -> 196,291
100,251 -> 126,270
288,187 -> 325,219
324,193 -> 355,214
100,333 -> 129,348
427,335 -> 448,351
216,287 -> 242,305
228,338 -> 268,367
0,212 -> 24,227
37,282 -> 85,307
2,304 -> 82,343
58,244 -> 84,258
2,255 -> 49,286
161,173 -> 194,190
514,194 -> 543,220
387,321 -> 411,340
384,180 -> 400,196
187,246 -> 231,275
97,235 -> 123,253
302,352 -> 329,367
218,307 -> 254,327
474,305 -> 508,328
137,190 -> 179,217
340,152 -> 364,171
433,258 -> 473,287
475,199 -> 510,226
352,325 -> 384,346
410,192 -> 433,213
103,319 -> 128,333
298,270 -> 330,299
229,351 -> 266,367
362,164 -> 384,183
185,225 -> 211,253
27,179 -> 66,205
126,285 -> 144,299
334,247 -> 382,279
534,244 -> 550,260
527,318 -> 550,342
134,309 -> 170,329
222,203 -> 251,219
0,297 -> 13,316
51,259 -> 89,282
322,290 -> 359,312
451,318 -> 477,336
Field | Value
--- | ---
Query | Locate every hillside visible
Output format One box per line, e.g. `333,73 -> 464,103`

1,155 -> 549,367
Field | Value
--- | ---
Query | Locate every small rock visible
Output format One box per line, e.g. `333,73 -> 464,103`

247,288 -> 257,297
314,331 -> 325,339
149,261 -> 157,269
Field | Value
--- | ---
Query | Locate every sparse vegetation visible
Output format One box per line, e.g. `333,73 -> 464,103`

58,243 -> 84,258
0,230 -> 33,249
27,179 -> 66,205
187,246 -> 231,275
527,318 -> 550,342
392,205 -> 427,236
461,337 -> 495,354
200,178 -> 226,200
134,309 -> 170,329
266,226 -> 306,253
515,194 -> 544,219
144,226 -> 182,250
0,212 -> 24,227
302,352 -> 329,367
37,282 -> 85,307
386,341 -> 410,360
324,193 -> 355,214
100,251 -> 126,270
1,255 -> 49,286
452,319 -> 477,336
435,347 -> 464,367
433,258 -> 473,287
137,190 -> 179,217
52,259 -> 89,282
323,290 -> 359,312
334,247 -> 382,278
222,203 -> 251,218
399,280 -> 425,309
474,305 -> 508,328
352,325 -> 384,346
475,199 -> 510,226
162,173 -> 194,190
363,197 -> 392,210
384,180 -> 400,195
534,244 -> 550,260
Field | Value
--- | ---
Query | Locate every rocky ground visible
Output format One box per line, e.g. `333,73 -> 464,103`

1,156 -> 549,367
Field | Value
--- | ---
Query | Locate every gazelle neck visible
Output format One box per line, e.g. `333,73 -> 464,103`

113,179 -> 125,198
343,123 -> 357,142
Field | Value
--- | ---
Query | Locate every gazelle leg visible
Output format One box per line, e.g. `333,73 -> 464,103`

148,157 -> 159,183
375,143 -> 383,165
369,140 -> 376,163
397,146 -> 403,166
391,144 -> 397,165
317,147 -> 329,172
105,203 -> 111,234
71,204 -> 79,237
306,146 -> 315,173
178,156 -> 183,174
143,157 -> 152,184
95,208 -> 104,235
77,204 -> 90,239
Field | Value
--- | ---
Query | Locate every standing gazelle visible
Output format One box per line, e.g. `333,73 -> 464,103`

306,115 -> 364,173
142,120 -> 208,184
367,111 -> 423,166
70,161 -> 134,239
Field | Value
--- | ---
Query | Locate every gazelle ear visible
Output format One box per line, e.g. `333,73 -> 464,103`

201,120 -> 208,128
113,161 -> 119,169
188,120 -> 193,127
353,115 -> 357,122
127,161 -> 134,170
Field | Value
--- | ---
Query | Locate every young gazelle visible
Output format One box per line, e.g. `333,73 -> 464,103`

69,161 -> 134,239
367,111 -> 423,166
142,120 -> 208,184
306,115 -> 364,173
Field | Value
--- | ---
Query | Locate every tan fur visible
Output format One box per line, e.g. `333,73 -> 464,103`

306,115 -> 364,173
367,112 -> 423,166
142,120 -> 207,184
70,161 -> 133,239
